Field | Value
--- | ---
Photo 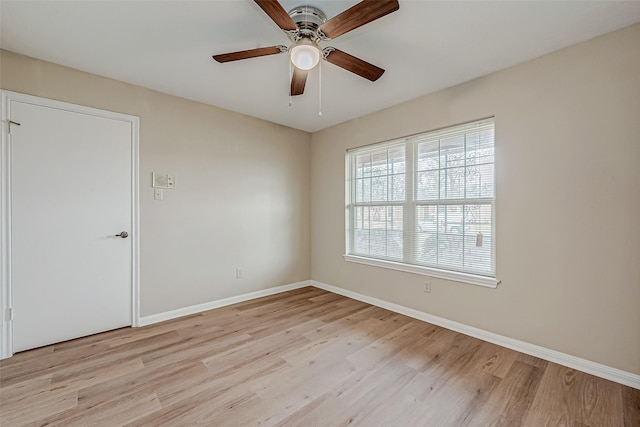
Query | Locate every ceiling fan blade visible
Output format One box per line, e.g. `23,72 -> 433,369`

254,0 -> 298,31
290,67 -> 308,96
324,48 -> 385,81
318,0 -> 399,40
213,46 -> 285,63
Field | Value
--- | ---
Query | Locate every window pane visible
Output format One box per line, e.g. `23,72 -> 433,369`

416,206 -> 437,265
464,234 -> 492,273
355,153 -> 371,178
371,176 -> 388,202
466,130 -> 494,166
353,206 -> 369,255
353,145 -> 405,203
438,204 -> 464,235
466,163 -> 494,199
417,204 -> 470,269
437,205 -> 463,269
389,147 -> 406,174
370,231 -> 386,257
416,170 -> 438,200
440,134 -> 465,169
440,167 -> 465,199
351,205 -> 403,260
355,177 -> 372,202
354,229 -> 369,254
390,174 -> 405,201
389,147 -> 406,201
355,178 -> 363,203
371,150 -> 388,176
387,206 -> 403,259
463,204 -> 493,273
417,140 -> 439,171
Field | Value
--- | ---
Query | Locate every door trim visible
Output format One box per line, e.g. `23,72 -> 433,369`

0,90 -> 140,359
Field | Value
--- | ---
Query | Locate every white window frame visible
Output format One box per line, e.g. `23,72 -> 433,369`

344,118 -> 499,288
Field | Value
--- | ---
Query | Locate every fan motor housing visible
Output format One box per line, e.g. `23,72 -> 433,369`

288,5 -> 326,41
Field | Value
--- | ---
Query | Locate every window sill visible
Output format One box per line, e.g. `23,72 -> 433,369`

343,255 -> 500,288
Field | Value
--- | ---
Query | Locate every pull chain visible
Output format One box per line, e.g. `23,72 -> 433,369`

318,59 -> 323,116
288,58 -> 292,107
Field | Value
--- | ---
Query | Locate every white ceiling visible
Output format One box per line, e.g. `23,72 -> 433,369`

2,1 -> 639,133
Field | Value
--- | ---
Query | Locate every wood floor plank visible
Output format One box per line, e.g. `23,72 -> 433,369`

623,386 -> 640,427
0,330 -> 178,387
1,357 -> 144,410
33,391 -> 161,427
299,305 -> 382,341
252,357 -> 353,399
326,360 -> 422,426
0,288 -> 635,427
274,392 -> 335,426
70,330 -> 248,407
355,331 -> 500,425
0,374 -> 53,402
401,369 -> 501,426
0,345 -> 54,368
281,317 -> 386,367
473,341 -> 520,379
156,356 -> 283,410
232,287 -> 324,313
461,360 -> 545,426
126,358 -> 283,425
523,363 -> 625,426
207,383 -> 319,426
403,326 -> 459,370
0,391 -> 78,426
345,319 -> 435,371
140,328 -> 254,367
201,320 -> 314,374
78,358 -> 208,410
517,351 -> 550,369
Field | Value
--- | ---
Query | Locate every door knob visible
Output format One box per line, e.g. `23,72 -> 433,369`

115,231 -> 129,238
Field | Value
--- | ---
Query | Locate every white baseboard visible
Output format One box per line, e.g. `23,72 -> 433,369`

310,280 -> 640,390
138,281 -> 311,326
135,278 -> 639,390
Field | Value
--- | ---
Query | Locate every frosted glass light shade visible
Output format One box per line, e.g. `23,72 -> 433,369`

290,42 -> 320,70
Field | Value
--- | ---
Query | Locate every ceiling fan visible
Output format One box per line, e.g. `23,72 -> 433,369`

213,0 -> 400,96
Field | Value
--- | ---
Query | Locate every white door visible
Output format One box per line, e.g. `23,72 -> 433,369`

9,98 -> 133,352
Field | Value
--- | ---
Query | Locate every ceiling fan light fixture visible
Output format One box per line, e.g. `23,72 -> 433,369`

290,40 -> 320,70
213,0 -> 400,96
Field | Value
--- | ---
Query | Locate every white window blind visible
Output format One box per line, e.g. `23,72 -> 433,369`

346,118 -> 496,286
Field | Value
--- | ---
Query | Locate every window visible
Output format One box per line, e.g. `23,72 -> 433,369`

345,118 -> 497,287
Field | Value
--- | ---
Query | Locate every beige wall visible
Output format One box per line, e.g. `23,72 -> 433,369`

1,49 -> 311,317
311,24 -> 640,374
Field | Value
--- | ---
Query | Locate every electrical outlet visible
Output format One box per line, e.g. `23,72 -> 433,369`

154,189 -> 163,200
424,282 -> 431,293
236,268 -> 243,279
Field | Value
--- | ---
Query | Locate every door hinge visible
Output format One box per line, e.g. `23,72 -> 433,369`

8,120 -> 21,134
7,308 -> 13,321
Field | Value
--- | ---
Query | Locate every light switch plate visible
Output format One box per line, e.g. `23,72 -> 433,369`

153,172 -> 175,189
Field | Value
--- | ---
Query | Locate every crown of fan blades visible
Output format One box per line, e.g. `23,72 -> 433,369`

211,0 -> 400,96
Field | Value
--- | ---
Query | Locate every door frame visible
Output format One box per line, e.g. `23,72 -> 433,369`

1,90 -> 140,359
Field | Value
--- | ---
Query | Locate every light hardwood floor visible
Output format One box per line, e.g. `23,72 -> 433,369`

1,287 -> 638,426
